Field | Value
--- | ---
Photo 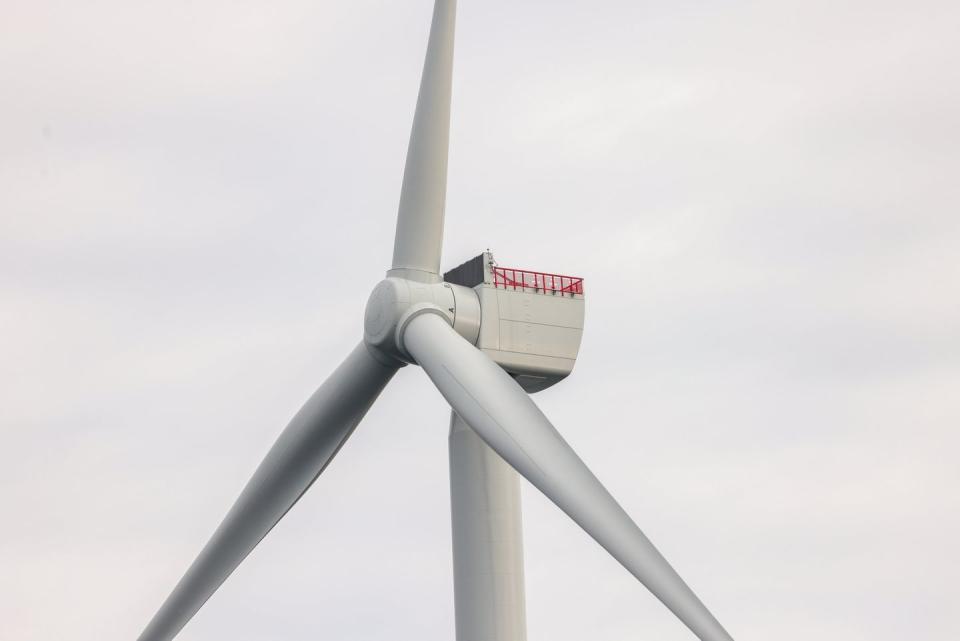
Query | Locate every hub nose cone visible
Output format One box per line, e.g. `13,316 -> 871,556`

364,279 -> 406,348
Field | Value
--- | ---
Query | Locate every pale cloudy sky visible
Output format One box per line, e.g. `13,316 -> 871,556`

2,1 -> 959,640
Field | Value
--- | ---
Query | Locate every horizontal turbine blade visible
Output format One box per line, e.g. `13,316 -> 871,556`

138,343 -> 397,641
391,0 -> 457,278
403,313 -> 735,641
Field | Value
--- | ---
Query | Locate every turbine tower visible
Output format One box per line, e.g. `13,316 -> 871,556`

136,2 -> 737,640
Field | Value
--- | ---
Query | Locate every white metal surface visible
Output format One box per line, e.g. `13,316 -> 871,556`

450,411 -> 527,641
404,312 -> 735,641
475,285 -> 584,391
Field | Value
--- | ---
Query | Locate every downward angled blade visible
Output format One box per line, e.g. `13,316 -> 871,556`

138,343 -> 397,641
403,313 -> 735,641
391,0 -> 457,278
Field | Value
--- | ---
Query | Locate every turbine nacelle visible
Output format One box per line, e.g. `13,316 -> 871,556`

444,251 -> 586,392
364,250 -> 587,391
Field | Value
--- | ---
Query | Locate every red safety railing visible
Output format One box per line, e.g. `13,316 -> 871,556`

492,266 -> 584,295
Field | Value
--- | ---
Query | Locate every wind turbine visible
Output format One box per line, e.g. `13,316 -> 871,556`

137,2 -> 737,640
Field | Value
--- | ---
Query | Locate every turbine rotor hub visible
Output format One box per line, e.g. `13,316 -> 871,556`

363,276 -> 480,364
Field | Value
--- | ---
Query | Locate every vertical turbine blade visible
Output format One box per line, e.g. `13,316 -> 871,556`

404,313 -> 736,641
137,343 -> 397,641
391,0 -> 457,278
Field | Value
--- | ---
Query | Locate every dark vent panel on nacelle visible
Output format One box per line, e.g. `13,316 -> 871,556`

443,254 -> 485,288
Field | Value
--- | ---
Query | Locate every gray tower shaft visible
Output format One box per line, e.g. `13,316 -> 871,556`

449,411 -> 527,641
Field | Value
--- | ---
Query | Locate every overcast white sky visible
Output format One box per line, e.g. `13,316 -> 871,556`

2,1 -> 959,640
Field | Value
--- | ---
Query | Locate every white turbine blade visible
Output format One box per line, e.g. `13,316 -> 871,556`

403,313 -> 735,641
138,343 -> 397,641
391,0 -> 457,278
